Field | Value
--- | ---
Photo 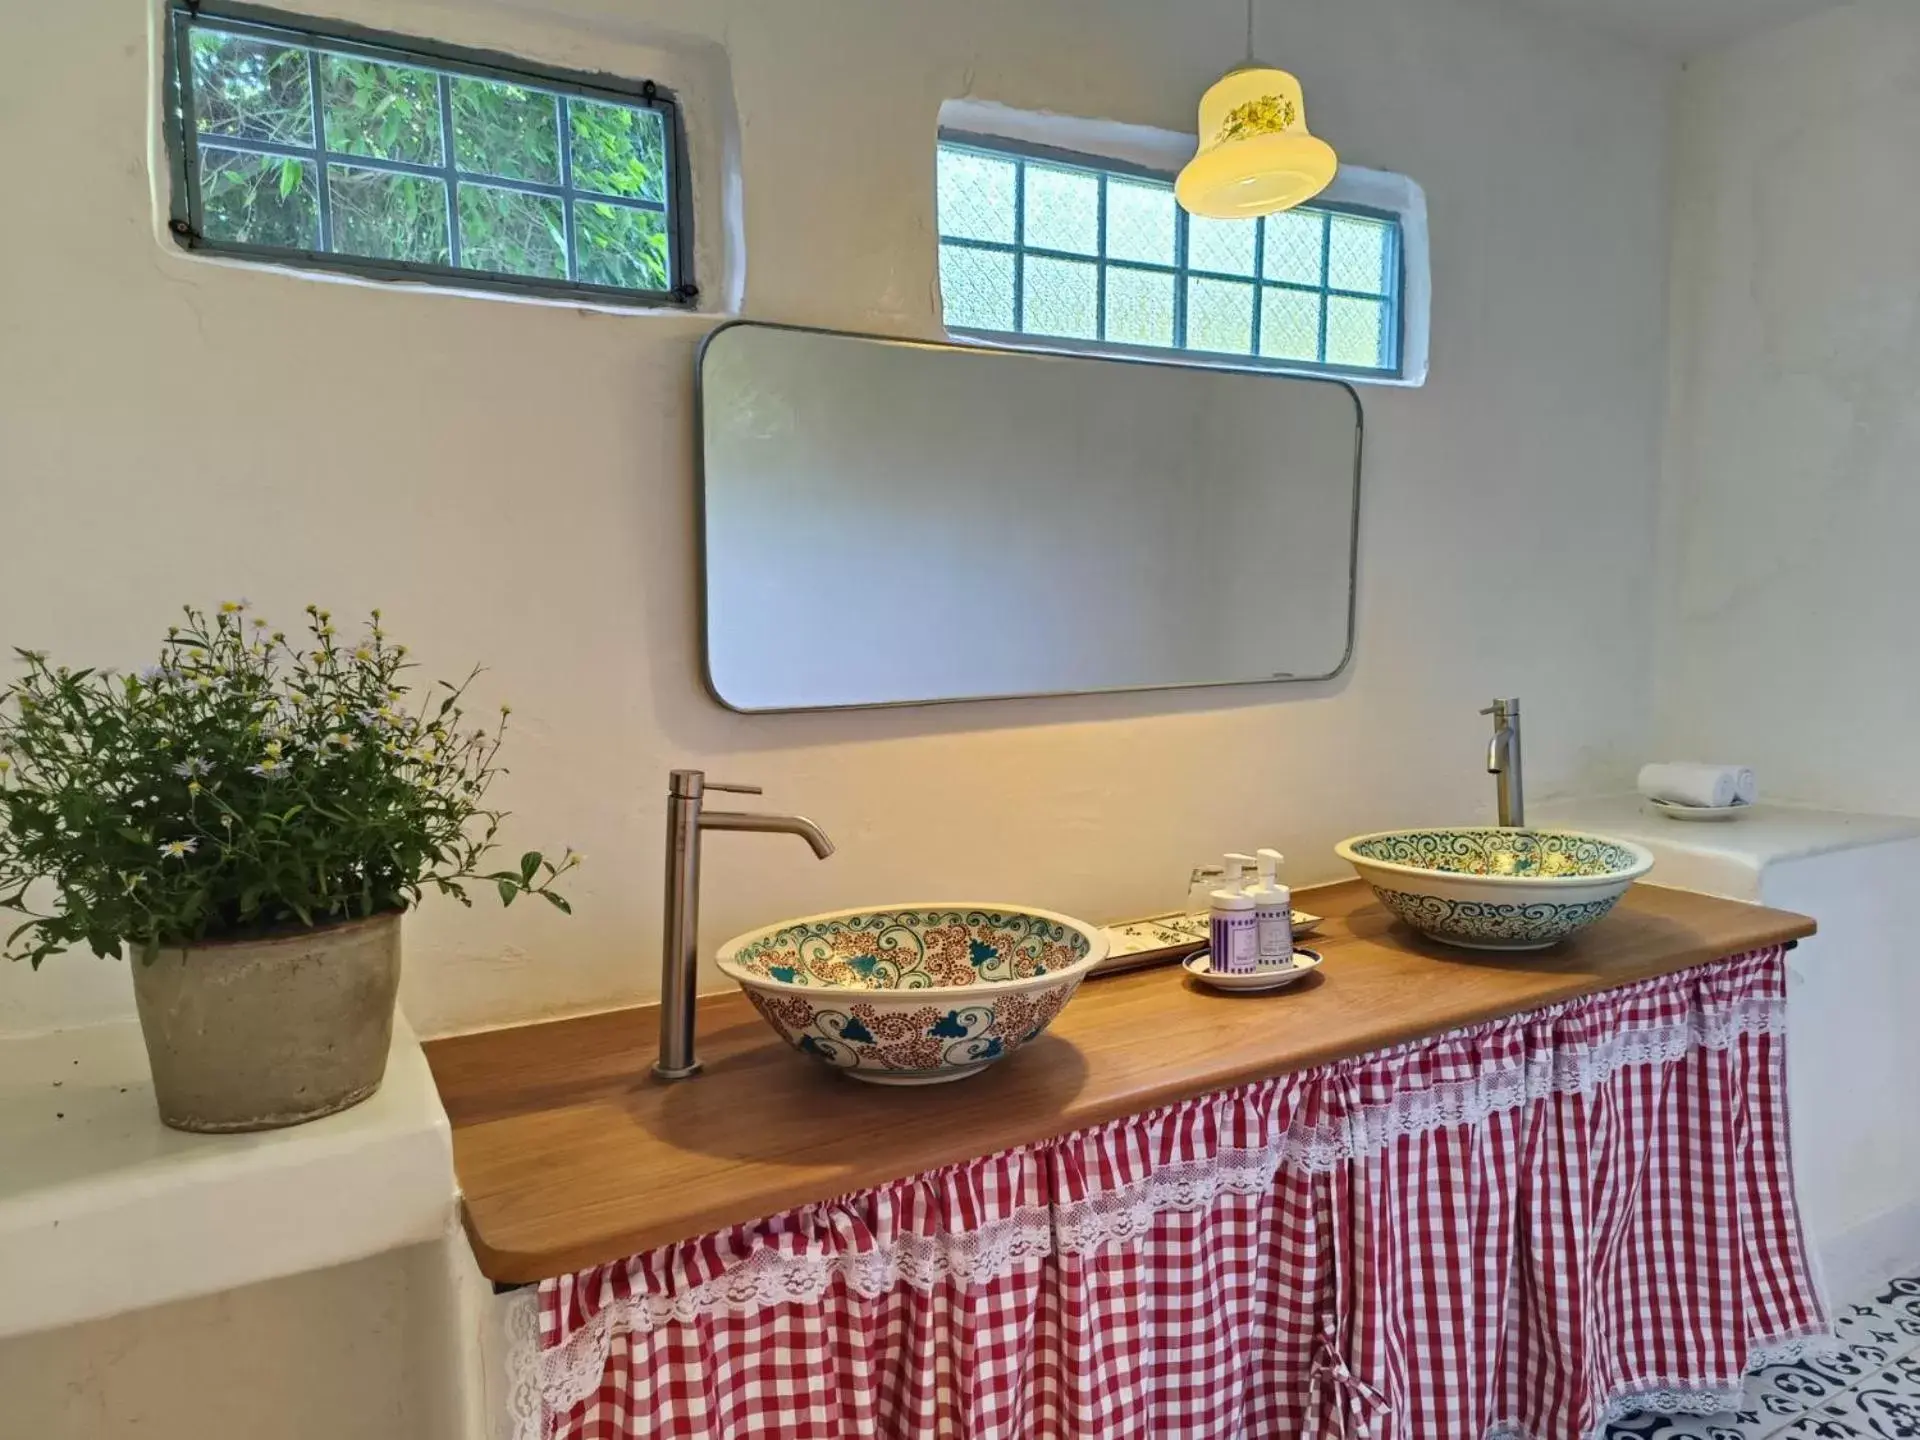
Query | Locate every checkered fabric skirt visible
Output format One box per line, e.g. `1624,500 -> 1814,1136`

520,948 -> 1826,1440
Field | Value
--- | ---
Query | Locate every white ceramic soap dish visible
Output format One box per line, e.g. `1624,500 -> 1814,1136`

1646,797 -> 1751,823
1184,947 -> 1323,993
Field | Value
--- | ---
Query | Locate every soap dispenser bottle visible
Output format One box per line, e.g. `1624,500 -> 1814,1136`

1247,849 -> 1293,969
1210,854 -> 1258,975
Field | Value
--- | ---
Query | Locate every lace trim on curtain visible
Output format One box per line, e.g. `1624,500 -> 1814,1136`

1485,1332 -> 1839,1440
504,1289 -> 548,1440
532,990 -> 1785,1420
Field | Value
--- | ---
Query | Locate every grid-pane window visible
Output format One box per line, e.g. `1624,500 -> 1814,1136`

937,138 -> 1402,378
166,4 -> 688,305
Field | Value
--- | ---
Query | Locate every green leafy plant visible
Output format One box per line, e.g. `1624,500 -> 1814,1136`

0,603 -> 576,968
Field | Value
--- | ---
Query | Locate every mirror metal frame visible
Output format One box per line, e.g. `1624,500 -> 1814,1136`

694,320 -> 1365,714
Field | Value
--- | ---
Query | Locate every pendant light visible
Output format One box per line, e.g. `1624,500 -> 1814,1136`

1176,0 -> 1338,219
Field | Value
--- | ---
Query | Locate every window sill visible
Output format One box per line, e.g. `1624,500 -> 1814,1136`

944,325 -> 1412,388
158,235 -> 733,320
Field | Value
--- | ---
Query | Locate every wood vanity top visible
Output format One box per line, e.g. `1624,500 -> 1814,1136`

423,880 -> 1815,1283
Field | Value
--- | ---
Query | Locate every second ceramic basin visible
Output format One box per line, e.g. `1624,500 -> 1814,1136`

1336,828 -> 1655,950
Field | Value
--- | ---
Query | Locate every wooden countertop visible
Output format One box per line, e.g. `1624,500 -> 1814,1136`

424,880 -> 1815,1282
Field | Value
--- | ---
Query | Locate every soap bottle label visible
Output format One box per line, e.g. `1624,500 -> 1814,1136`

1257,907 -> 1293,966
1212,911 -> 1258,974
1228,921 -> 1258,972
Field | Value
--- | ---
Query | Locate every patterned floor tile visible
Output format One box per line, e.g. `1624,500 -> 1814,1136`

1769,1415 -> 1871,1440
1599,1413 -> 1766,1440
1819,1364 -> 1920,1440
1747,1360 -> 1857,1422
1598,1275 -> 1920,1440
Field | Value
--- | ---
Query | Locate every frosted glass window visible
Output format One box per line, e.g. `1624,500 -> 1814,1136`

935,136 -> 1403,378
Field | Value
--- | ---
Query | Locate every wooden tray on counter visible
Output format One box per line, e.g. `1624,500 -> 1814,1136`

1094,907 -> 1324,977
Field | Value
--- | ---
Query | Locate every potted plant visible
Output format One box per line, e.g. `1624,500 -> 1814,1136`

0,602 -> 575,1132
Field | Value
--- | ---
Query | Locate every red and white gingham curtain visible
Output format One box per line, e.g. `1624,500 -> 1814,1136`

514,947 -> 1826,1440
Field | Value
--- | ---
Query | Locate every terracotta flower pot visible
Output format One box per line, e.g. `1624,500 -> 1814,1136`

130,912 -> 402,1133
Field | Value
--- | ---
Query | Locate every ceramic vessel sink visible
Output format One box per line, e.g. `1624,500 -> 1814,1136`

716,904 -> 1109,1085
1335,828 -> 1655,951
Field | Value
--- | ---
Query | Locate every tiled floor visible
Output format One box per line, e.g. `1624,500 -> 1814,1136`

1601,1276 -> 1920,1440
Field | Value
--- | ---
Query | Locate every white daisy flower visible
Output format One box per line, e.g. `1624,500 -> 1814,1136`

157,838 -> 198,859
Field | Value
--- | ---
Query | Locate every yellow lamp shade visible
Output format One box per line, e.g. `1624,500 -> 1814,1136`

1176,66 -> 1338,219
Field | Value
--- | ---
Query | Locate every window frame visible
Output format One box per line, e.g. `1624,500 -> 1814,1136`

936,130 -> 1405,382
162,0 -> 696,308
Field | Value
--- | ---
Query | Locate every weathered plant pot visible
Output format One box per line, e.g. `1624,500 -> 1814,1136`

130,912 -> 402,1133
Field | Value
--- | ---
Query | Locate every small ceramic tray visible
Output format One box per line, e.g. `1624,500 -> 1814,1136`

1096,908 -> 1324,977
1183,947 -> 1324,993
1646,797 -> 1751,823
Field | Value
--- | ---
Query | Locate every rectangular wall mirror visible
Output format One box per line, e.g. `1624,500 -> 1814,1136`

697,322 -> 1363,712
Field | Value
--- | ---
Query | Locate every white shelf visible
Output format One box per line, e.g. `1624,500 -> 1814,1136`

1539,794 -> 1920,901
0,1012 -> 456,1339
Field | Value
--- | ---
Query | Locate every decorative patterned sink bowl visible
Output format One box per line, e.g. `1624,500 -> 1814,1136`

1335,829 -> 1655,951
716,904 -> 1110,1085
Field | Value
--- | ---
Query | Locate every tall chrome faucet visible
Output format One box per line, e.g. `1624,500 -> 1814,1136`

1482,698 -> 1525,828
655,769 -> 835,1081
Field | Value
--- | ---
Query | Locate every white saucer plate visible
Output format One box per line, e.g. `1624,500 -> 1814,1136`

1183,947 -> 1324,993
1646,797 -> 1751,823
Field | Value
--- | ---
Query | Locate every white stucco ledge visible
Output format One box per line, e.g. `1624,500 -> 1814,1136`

0,1012 -> 456,1339
1537,794 -> 1920,902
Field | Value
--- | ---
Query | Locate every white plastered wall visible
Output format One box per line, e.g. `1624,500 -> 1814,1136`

0,0 -> 1675,1042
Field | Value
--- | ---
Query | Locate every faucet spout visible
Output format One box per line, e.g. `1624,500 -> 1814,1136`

1479,699 -> 1525,828
656,771 -> 835,1082
699,809 -> 837,859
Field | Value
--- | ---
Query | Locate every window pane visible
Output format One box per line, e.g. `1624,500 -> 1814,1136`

320,55 -> 441,165
1023,164 -> 1098,256
569,100 -> 666,202
1260,287 -> 1321,362
329,165 -> 449,263
575,202 -> 668,290
456,182 -> 565,277
1187,216 -> 1257,277
198,147 -> 318,249
937,149 -> 1016,244
190,29 -> 313,147
1106,178 -> 1175,266
1023,255 -> 1098,339
177,21 -> 685,302
1187,278 -> 1254,354
1326,295 -> 1388,368
1264,210 -> 1324,287
1327,214 -> 1391,295
928,142 -> 1401,375
450,77 -> 560,183
939,244 -> 1015,330
1105,268 -> 1174,348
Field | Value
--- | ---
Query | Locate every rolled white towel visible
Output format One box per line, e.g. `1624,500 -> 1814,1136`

1638,762 -> 1754,809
